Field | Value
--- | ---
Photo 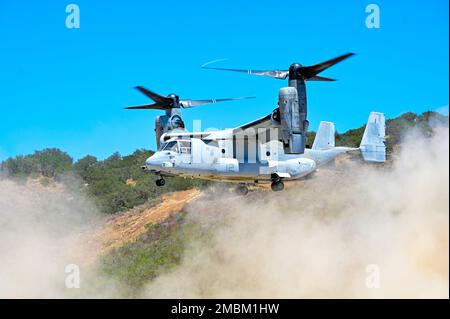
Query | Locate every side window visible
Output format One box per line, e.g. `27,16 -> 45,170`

179,141 -> 191,154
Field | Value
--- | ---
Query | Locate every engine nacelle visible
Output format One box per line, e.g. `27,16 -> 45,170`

155,115 -> 165,149
155,110 -> 186,150
278,87 -> 307,154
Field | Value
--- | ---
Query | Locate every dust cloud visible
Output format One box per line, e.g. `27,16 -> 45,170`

144,128 -> 449,298
0,177 -> 106,298
0,128 -> 448,298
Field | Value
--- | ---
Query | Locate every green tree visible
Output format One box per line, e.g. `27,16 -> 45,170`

33,148 -> 73,177
74,155 -> 98,181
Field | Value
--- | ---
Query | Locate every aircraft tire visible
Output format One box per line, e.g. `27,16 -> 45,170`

156,178 -> 165,187
271,180 -> 284,192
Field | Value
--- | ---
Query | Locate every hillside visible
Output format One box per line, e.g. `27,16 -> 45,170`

0,149 -> 208,214
85,188 -> 202,259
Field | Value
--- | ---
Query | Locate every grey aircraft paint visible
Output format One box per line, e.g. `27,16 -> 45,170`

144,112 -> 386,188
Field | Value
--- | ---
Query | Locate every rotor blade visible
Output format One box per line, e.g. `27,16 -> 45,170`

299,53 -> 355,78
124,103 -> 170,110
307,75 -> 336,81
135,86 -> 172,104
179,96 -> 256,108
202,64 -> 288,80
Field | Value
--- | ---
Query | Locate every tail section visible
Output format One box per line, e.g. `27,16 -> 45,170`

312,121 -> 335,150
360,112 -> 386,162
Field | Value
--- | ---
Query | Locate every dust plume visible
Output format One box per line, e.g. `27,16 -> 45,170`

0,176 -> 112,298
144,128 -> 449,298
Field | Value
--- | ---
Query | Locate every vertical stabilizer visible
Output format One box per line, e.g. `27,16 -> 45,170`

312,121 -> 335,150
360,112 -> 386,162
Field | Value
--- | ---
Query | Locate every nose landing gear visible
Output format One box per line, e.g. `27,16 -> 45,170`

155,178 -> 166,187
271,180 -> 284,192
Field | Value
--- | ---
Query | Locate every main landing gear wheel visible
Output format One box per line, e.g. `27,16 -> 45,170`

271,180 -> 284,192
235,184 -> 249,196
155,178 -> 165,187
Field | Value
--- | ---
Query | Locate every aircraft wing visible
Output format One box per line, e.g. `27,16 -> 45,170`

162,131 -> 213,141
162,113 -> 280,142
233,113 -> 275,134
231,113 -> 281,142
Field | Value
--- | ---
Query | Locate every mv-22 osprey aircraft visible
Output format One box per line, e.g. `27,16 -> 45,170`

125,53 -> 386,194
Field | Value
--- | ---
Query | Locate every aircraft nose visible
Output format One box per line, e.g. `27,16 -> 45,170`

145,154 -> 162,168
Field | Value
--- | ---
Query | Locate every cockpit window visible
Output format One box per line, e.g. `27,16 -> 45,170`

162,141 -> 178,152
179,140 -> 191,154
204,140 -> 219,148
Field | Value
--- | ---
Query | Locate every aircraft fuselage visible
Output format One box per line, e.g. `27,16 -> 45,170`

144,137 -> 354,184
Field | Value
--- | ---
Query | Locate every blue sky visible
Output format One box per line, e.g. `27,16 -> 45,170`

0,0 -> 448,161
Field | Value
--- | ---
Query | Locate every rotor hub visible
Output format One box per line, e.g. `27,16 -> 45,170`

289,63 -> 304,80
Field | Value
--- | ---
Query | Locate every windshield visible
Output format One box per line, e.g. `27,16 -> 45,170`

162,141 -> 178,152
